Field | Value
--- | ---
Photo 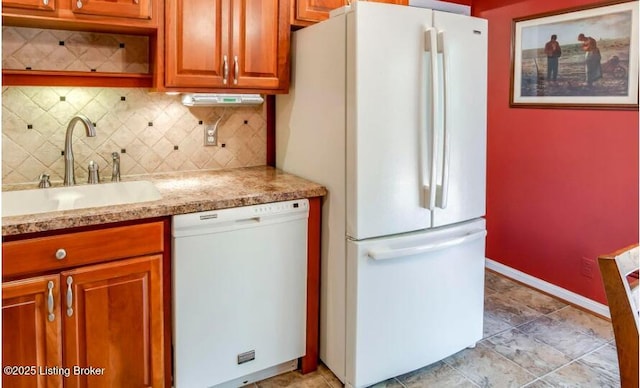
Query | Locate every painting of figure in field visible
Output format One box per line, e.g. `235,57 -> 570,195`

519,10 -> 632,97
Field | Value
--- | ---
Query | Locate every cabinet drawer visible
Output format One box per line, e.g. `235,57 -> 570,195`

2,221 -> 164,278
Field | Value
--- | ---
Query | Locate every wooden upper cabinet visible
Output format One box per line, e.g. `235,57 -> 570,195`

165,0 -> 290,93
292,0 -> 408,27
2,0 -> 159,33
166,0 -> 226,87
231,0 -> 283,89
293,0 -> 343,27
2,275 -> 63,388
71,0 -> 152,20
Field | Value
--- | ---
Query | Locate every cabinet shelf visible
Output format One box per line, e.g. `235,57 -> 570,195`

2,69 -> 153,88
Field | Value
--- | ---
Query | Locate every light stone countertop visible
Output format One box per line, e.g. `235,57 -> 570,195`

2,166 -> 327,236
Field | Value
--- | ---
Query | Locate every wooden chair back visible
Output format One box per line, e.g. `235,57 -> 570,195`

598,244 -> 639,388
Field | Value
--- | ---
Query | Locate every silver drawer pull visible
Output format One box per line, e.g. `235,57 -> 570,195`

223,55 -> 229,84
76,0 -> 83,8
66,276 -> 74,317
47,281 -> 55,322
55,249 -> 67,260
233,56 -> 239,85
43,0 -> 49,5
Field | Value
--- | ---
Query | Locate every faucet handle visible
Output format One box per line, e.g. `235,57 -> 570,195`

87,161 -> 100,184
38,173 -> 51,188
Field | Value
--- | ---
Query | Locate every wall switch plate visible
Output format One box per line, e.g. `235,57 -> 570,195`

204,125 -> 217,146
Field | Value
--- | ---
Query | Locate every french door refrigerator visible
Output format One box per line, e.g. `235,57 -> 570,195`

276,2 -> 488,387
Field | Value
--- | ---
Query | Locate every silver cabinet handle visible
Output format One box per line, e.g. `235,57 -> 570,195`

66,276 -> 73,317
223,55 -> 229,84
76,0 -> 83,8
55,248 -> 67,260
47,281 -> 55,322
43,0 -> 49,5
233,56 -> 239,85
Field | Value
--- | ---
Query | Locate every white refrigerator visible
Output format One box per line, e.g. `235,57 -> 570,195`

276,2 -> 488,387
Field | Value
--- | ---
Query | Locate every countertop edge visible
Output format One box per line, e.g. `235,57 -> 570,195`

2,167 -> 327,237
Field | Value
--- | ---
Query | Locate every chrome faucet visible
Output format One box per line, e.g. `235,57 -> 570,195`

111,152 -> 121,182
63,115 -> 96,186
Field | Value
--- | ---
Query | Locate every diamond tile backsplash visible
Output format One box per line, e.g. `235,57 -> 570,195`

2,87 -> 267,185
2,27 -> 149,73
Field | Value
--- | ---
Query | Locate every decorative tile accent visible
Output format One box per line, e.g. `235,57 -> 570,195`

2,87 -> 267,185
2,27 -> 149,73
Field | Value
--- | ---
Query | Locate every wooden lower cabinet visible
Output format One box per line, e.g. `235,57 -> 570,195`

63,255 -> 164,388
2,275 -> 63,388
2,220 -> 168,387
2,255 -> 163,388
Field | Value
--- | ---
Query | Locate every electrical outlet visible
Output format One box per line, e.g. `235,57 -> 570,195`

581,257 -> 595,278
204,125 -> 217,146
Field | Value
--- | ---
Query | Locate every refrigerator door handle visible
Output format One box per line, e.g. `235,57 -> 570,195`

436,30 -> 451,209
367,229 -> 486,261
423,27 -> 439,211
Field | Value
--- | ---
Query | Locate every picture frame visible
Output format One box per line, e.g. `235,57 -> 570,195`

510,0 -> 639,110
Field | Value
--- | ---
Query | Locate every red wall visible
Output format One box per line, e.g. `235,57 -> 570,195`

476,0 -> 639,304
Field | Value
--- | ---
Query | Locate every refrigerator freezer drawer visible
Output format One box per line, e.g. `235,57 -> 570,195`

345,218 -> 485,388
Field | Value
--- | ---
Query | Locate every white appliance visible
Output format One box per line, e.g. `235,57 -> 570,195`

172,200 -> 309,387
276,2 -> 487,388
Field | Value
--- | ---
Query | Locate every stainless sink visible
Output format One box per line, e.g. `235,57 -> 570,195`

2,181 -> 162,217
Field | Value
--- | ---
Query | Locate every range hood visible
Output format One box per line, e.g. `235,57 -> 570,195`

181,93 -> 264,107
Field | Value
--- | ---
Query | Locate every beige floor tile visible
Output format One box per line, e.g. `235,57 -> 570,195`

367,378 -> 404,388
538,360 -> 619,387
256,369 -> 331,388
485,271 -> 520,294
577,343 -> 620,383
483,310 -> 513,338
499,286 -> 567,315
484,292 -> 543,326
396,361 -> 477,388
442,342 -> 536,387
317,363 -> 344,388
547,306 -> 614,341
522,379 -> 554,387
484,328 -> 572,377
518,316 -> 608,359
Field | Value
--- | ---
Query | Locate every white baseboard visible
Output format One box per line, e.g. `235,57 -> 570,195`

485,258 -> 610,319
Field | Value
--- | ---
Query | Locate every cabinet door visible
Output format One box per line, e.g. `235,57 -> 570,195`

2,275 -> 63,388
230,0 -> 288,90
293,0 -> 343,26
72,0 -> 151,19
2,0 -> 54,11
165,0 -> 228,88
292,0 -> 407,26
62,255 -> 164,388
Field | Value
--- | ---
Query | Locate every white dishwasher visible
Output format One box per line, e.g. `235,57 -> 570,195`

172,199 -> 309,388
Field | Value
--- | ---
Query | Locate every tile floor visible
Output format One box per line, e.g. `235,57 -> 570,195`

252,270 -> 619,388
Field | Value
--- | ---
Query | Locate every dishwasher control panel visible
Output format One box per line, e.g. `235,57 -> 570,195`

172,199 -> 310,237
251,200 -> 309,215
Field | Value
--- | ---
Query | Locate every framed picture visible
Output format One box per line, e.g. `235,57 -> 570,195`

510,0 -> 638,110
